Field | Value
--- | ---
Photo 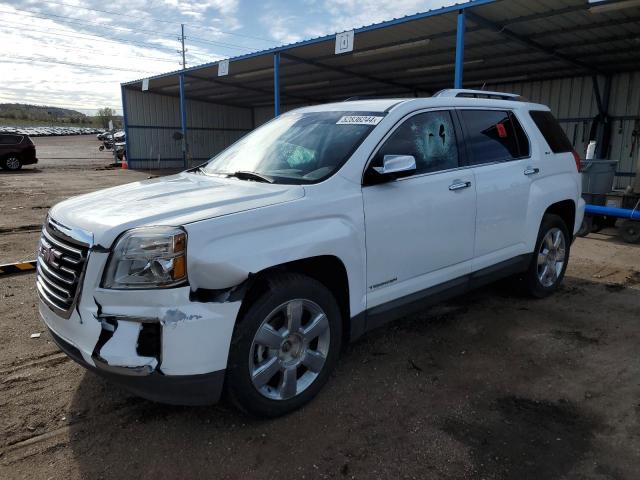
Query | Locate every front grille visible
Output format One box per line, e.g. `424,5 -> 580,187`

36,220 -> 90,318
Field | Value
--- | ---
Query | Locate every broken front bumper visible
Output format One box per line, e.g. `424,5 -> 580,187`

47,326 -> 225,405
38,251 -> 242,405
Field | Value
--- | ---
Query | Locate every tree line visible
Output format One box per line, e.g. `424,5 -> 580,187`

0,104 -> 122,128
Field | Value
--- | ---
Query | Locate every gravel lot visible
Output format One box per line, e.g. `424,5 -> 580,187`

1,136 -> 639,479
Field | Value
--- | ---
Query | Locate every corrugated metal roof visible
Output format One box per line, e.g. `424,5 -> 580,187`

123,0 -> 640,108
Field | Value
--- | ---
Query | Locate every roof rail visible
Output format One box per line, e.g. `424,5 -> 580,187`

432,89 -> 525,101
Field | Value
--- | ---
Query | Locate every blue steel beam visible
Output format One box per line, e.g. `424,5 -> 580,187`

454,9 -> 465,89
274,52 -> 281,117
179,73 -> 188,168
595,75 -> 612,158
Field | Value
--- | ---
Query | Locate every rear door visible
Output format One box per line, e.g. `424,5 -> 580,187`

362,109 -> 476,309
457,109 -> 534,270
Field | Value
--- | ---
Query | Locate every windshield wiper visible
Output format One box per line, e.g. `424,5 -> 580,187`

227,171 -> 274,183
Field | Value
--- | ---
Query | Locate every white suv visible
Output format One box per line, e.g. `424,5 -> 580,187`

37,89 -> 585,417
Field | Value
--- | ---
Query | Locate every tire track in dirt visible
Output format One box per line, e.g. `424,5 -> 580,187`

0,225 -> 42,235
0,351 -> 68,376
1,425 -> 73,465
0,401 -> 148,465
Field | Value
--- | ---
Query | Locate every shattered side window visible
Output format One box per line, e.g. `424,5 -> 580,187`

374,110 -> 459,175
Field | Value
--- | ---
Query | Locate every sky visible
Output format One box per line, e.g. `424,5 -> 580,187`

0,0 -> 455,115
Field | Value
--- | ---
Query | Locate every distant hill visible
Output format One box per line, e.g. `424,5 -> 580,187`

0,103 -> 86,121
0,104 -> 122,127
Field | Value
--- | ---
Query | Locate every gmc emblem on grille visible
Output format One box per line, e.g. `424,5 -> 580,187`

39,243 -> 59,267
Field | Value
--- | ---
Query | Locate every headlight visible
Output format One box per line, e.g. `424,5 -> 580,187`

103,226 -> 187,289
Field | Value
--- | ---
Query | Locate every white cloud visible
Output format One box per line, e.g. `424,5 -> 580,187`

262,0 -> 454,44
0,0 -> 245,114
261,14 -> 305,45
323,0 -> 453,31
157,0 -> 240,26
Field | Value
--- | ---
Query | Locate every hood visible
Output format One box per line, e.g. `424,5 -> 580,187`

49,172 -> 305,246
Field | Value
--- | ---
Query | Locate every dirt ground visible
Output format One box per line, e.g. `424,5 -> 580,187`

1,136 -> 639,479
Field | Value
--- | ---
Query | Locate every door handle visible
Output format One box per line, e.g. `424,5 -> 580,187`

524,167 -> 540,176
449,180 -> 471,191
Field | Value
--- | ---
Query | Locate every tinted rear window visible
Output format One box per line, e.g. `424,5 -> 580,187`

460,110 -> 530,165
529,110 -> 573,153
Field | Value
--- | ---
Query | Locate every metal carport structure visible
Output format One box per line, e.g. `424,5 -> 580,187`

121,0 -> 640,189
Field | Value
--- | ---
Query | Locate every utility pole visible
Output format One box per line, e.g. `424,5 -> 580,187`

179,23 -> 187,69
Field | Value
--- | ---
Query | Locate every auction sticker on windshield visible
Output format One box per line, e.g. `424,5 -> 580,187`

336,115 -> 384,125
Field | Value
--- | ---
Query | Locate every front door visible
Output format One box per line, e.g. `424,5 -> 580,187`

362,110 -> 477,309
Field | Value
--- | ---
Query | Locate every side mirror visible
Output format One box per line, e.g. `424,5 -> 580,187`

373,155 -> 416,175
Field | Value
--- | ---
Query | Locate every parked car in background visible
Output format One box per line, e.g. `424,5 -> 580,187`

0,126 -> 104,137
38,90 -> 584,417
0,133 -> 37,170
98,131 -> 126,160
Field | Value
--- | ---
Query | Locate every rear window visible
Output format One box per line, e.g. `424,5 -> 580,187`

459,110 -> 530,165
529,110 -> 573,153
0,135 -> 22,145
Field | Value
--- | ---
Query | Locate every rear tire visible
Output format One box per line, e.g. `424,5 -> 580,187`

2,156 -> 22,171
523,214 -> 571,298
576,216 -> 591,237
225,273 -> 342,418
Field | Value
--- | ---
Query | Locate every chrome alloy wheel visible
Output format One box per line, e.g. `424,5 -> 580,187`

5,156 -> 21,170
249,299 -> 330,400
537,227 -> 566,287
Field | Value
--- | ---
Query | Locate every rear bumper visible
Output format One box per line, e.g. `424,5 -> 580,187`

21,148 -> 38,165
48,326 -> 225,405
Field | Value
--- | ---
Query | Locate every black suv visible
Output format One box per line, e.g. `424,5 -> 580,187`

0,134 -> 38,170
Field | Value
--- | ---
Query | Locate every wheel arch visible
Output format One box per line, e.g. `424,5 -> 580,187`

526,172 -> 581,251
237,255 -> 352,343
544,199 -> 576,235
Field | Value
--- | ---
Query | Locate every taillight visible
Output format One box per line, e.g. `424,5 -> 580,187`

571,149 -> 581,172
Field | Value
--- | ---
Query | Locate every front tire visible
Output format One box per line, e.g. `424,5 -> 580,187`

226,273 -> 342,417
523,214 -> 571,298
